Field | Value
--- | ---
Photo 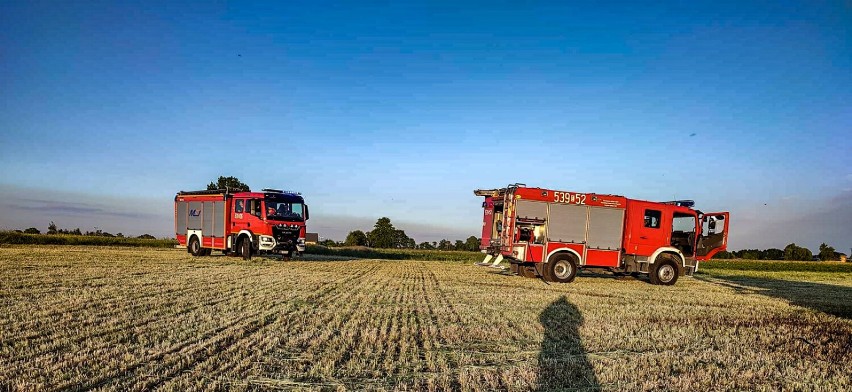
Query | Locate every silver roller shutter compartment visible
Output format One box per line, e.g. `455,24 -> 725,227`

586,207 -> 624,250
176,201 -> 187,234
547,204 -> 587,243
213,201 -> 225,237
187,201 -> 202,230
515,200 -> 547,220
202,202 -> 214,235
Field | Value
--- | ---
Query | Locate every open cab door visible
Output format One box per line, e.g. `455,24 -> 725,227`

695,212 -> 729,260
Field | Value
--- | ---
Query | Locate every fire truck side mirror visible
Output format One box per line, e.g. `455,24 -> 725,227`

304,205 -> 309,221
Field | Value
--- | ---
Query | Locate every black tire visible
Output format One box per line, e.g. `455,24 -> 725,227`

651,255 -> 679,285
240,238 -> 252,261
188,236 -> 202,256
546,254 -> 578,283
520,265 -> 536,279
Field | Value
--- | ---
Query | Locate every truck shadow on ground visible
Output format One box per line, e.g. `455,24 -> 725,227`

537,296 -> 600,391
695,274 -> 852,320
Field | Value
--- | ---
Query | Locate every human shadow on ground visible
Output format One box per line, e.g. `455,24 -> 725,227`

696,274 -> 852,320
537,296 -> 600,391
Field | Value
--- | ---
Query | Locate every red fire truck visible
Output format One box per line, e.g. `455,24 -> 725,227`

174,189 -> 309,260
474,184 -> 729,285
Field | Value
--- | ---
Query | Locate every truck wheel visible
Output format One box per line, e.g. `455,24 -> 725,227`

519,264 -> 537,279
651,255 -> 679,285
240,239 -> 252,261
189,236 -> 202,256
546,254 -> 577,283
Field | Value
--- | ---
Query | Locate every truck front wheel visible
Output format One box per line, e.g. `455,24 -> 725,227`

240,238 -> 252,261
546,254 -> 578,283
189,236 -> 202,257
650,255 -> 679,285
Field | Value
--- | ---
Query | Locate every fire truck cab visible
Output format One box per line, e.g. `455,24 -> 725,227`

175,188 -> 309,260
474,184 -> 729,285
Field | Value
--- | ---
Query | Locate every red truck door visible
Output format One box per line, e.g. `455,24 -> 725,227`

232,198 -> 263,233
696,212 -> 729,260
625,201 -> 670,256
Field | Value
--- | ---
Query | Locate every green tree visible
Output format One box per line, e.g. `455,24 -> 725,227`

783,243 -> 813,261
438,239 -> 452,250
366,217 -> 397,248
344,230 -> 368,246
418,242 -> 435,250
47,221 -> 57,235
394,230 -> 415,249
464,236 -> 480,252
818,243 -> 837,261
454,240 -> 465,251
24,227 -> 40,234
207,176 -> 250,192
712,251 -> 735,259
763,248 -> 784,260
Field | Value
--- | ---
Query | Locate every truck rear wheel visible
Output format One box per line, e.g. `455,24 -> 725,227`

240,238 -> 252,260
650,255 -> 679,285
546,254 -> 578,283
189,236 -> 202,257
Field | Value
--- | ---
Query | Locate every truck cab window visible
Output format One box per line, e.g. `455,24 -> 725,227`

235,200 -> 244,213
644,210 -> 661,228
246,199 -> 262,217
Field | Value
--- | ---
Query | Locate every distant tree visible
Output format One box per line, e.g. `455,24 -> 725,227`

418,242 -> 435,250
739,249 -> 761,260
712,251 -> 735,259
137,234 -> 156,240
207,176 -> 250,192
116,233 -> 124,238
783,243 -> 813,261
763,248 -> 784,260
344,230 -> 368,246
454,240 -> 465,251
818,243 -> 837,261
438,239 -> 452,251
464,236 -> 480,252
318,239 -> 338,247
47,222 -> 57,235
24,227 -> 40,234
366,217 -> 398,248
71,228 -> 82,236
394,229 -> 415,249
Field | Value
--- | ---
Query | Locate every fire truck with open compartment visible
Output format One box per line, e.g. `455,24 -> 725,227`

474,184 -> 729,285
175,188 -> 309,260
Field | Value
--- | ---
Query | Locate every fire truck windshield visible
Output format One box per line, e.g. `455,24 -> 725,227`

265,199 -> 304,221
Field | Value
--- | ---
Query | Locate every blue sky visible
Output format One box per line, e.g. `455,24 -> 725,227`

1,1 -> 850,250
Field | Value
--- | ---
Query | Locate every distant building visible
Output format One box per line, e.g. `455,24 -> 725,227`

305,232 -> 319,245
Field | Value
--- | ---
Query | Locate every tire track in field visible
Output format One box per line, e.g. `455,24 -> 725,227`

161,267 -> 388,391
136,264 -> 380,392
4,274 -> 292,388
0,267 -> 266,337
0,268 -> 284,361
2,275 -> 284,369
249,263 -> 398,387
91,264 -> 379,392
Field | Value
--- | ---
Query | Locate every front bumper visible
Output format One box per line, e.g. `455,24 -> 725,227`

258,235 -> 305,253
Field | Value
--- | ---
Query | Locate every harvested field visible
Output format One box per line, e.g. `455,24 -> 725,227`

1,246 -> 850,391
